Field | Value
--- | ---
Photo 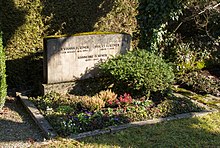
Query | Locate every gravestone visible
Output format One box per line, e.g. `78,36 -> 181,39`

42,32 -> 131,94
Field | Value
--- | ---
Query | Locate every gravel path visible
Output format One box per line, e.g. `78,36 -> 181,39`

0,96 -> 45,148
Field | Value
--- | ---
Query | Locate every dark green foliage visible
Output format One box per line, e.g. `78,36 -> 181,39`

172,0 -> 220,71
1,0 -> 43,59
179,71 -> 220,96
42,0 -> 114,35
0,31 -> 7,110
137,0 -> 183,54
138,0 -> 220,70
99,50 -> 175,94
93,0 -> 139,47
1,0 -> 44,89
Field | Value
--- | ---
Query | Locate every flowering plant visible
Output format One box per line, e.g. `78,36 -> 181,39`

107,93 -> 133,107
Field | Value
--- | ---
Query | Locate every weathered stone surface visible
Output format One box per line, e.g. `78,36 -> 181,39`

16,92 -> 57,139
43,33 -> 131,84
41,82 -> 75,95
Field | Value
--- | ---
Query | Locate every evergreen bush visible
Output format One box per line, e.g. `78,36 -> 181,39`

99,50 -> 175,96
0,31 -> 7,111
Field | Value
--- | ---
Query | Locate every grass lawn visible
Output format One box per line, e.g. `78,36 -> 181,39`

39,111 -> 220,147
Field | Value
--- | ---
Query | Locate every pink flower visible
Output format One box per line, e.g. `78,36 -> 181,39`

118,93 -> 132,105
108,101 -> 113,105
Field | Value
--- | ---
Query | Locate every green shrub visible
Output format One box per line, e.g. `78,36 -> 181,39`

99,50 -> 175,96
2,0 -> 44,89
94,0 -> 139,47
172,42 -> 207,75
138,0 -> 220,68
0,31 -> 7,111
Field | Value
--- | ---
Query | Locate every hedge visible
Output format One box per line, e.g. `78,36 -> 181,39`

0,30 -> 7,110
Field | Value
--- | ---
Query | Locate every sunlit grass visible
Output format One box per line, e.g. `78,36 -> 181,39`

38,112 -> 220,147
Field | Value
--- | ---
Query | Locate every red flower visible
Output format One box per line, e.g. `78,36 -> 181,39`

118,93 -> 132,105
108,101 -> 113,105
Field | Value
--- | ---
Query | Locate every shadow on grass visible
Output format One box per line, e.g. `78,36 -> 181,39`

0,98 -> 44,142
81,112 -> 220,147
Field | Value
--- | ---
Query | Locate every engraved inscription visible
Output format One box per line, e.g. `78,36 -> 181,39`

59,42 -> 120,62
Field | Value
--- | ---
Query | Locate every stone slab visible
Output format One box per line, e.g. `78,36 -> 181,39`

43,32 -> 131,84
16,92 -> 57,139
40,82 -> 75,95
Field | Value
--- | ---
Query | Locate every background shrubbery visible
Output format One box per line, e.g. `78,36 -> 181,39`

1,0 -> 219,94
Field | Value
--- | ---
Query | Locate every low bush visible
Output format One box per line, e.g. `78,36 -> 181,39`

99,49 -> 175,97
106,93 -> 133,108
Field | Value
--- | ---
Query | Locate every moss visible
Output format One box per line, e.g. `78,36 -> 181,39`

173,87 -> 220,109
44,31 -> 125,39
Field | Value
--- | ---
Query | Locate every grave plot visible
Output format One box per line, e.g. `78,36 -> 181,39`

27,32 -> 218,138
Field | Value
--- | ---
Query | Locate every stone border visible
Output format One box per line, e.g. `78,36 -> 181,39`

16,92 -> 218,140
69,110 -> 218,139
16,92 -> 57,139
